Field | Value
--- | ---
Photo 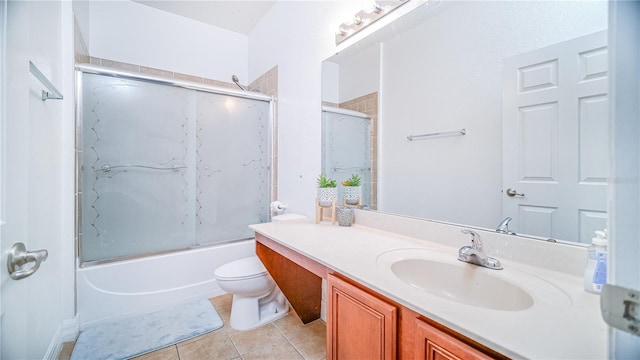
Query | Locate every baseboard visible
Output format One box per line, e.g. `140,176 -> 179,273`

62,316 -> 80,342
43,317 -> 79,360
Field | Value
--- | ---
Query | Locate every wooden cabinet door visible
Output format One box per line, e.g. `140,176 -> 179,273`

327,274 -> 397,360
415,320 -> 495,360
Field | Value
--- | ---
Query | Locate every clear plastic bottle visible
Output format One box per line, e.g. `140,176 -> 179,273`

583,229 -> 607,294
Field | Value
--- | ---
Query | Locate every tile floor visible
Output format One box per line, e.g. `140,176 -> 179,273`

59,294 -> 326,360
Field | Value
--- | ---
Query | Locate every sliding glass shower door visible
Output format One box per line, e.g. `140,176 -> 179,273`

321,109 -> 372,207
79,71 -> 271,263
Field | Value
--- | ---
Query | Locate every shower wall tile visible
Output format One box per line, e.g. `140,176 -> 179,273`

249,66 -> 279,203
74,16 -> 90,64
78,57 -> 239,90
173,73 -> 204,84
249,65 -> 278,97
140,66 -> 173,79
101,59 -> 140,73
203,78 -> 237,90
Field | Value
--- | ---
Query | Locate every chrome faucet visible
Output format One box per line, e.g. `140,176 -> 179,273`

495,217 -> 516,235
458,229 -> 503,270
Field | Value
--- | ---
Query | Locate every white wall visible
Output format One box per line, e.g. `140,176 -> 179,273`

88,0 -> 248,82
379,1 -> 607,229
72,0 -> 90,51
321,61 -> 339,104
322,42 -> 381,105
339,43 -> 380,102
248,1 -> 363,216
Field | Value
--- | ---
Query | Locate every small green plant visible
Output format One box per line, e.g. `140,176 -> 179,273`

317,174 -> 337,188
342,174 -> 361,187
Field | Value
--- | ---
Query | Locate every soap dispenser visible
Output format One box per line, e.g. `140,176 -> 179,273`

584,229 -> 607,294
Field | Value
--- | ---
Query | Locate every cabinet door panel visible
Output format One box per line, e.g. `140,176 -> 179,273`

415,320 -> 494,360
328,274 -> 397,360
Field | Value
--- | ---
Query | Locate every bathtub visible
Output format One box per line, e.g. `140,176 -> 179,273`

76,239 -> 255,329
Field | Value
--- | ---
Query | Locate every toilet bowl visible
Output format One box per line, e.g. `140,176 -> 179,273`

214,256 -> 288,330
214,213 -> 305,330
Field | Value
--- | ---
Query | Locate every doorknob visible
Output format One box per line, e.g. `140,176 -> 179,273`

506,188 -> 525,197
7,242 -> 48,280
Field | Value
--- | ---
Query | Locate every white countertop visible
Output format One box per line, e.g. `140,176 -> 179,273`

250,216 -> 607,359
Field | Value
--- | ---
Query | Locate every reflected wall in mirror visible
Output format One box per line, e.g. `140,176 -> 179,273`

322,0 -> 608,244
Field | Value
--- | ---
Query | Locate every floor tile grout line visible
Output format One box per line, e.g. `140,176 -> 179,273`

228,332 -> 243,359
174,344 -> 181,360
272,320 -> 308,360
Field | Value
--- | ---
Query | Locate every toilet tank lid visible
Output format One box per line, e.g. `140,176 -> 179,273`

272,213 -> 305,221
215,256 -> 267,279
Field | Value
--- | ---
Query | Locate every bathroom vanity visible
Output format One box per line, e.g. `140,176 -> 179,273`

250,211 -> 607,359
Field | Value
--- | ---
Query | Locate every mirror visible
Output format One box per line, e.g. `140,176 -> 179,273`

321,0 -> 609,245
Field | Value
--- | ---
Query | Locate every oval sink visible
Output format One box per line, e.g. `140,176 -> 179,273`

377,248 -> 570,312
390,258 -> 533,311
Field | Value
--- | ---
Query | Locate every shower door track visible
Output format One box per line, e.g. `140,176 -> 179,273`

75,64 -> 273,103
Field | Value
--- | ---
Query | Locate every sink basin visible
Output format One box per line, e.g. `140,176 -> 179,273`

391,258 -> 533,311
377,248 -> 570,312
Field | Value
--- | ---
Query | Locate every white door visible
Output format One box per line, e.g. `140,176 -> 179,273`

1,1 -> 71,358
502,31 -> 608,244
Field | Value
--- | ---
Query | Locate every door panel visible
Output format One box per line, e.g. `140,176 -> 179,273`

502,30 -> 608,244
327,274 -> 397,360
1,1 -> 70,358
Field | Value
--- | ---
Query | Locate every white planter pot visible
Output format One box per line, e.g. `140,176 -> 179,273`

343,186 -> 362,205
317,187 -> 337,207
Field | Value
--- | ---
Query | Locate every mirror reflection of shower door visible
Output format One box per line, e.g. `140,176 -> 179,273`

322,109 -> 371,207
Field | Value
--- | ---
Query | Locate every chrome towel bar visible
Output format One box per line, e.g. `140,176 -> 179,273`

407,128 -> 466,141
96,164 -> 187,172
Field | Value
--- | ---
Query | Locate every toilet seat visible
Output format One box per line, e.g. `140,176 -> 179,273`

214,256 -> 268,281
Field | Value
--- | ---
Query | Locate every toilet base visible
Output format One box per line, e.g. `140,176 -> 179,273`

229,290 -> 289,331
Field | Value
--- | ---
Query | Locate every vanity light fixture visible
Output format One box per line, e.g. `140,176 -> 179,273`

335,0 -> 408,45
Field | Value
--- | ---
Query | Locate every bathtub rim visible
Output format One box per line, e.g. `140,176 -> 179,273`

79,236 -> 256,268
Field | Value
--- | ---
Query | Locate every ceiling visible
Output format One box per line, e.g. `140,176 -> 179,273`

133,0 -> 277,35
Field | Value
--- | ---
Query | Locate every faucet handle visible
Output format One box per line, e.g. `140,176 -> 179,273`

461,229 -> 483,251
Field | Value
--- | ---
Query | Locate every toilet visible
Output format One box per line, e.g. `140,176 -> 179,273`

215,256 -> 288,330
214,213 -> 305,330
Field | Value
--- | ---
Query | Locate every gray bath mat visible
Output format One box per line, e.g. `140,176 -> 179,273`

71,298 -> 223,360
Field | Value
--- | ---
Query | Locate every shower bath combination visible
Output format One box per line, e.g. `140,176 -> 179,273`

75,64 -> 274,325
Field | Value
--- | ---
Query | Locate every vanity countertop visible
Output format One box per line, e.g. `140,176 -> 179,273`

250,217 -> 607,359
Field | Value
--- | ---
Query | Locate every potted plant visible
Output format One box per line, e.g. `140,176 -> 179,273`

317,174 -> 337,207
342,174 -> 362,205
